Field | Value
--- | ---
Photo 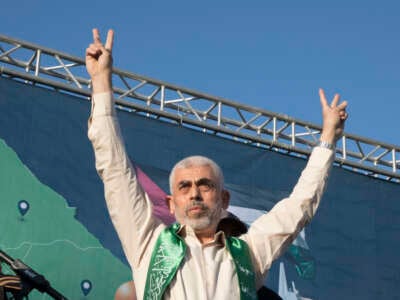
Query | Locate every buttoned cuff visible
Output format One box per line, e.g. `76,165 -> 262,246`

91,92 -> 115,117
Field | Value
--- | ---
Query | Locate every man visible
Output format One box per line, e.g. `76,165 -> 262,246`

86,29 -> 348,300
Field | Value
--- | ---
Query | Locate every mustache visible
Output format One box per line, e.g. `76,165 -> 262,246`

185,201 -> 208,213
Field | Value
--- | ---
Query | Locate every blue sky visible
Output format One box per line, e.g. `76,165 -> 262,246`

2,0 -> 399,145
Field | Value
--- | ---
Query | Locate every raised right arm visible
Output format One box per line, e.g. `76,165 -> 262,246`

86,29 -> 164,269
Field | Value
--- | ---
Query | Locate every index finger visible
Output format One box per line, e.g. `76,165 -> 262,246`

92,28 -> 101,44
319,88 -> 329,108
105,29 -> 114,52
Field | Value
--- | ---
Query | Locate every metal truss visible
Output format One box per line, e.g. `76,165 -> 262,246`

1,34 -> 399,183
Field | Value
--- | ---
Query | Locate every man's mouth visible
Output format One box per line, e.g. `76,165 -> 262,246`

188,206 -> 204,213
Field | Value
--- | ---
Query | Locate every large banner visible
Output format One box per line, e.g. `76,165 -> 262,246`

0,77 -> 399,299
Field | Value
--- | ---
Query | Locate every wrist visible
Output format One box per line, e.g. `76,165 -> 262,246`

319,129 -> 336,150
320,128 -> 336,145
91,73 -> 112,94
317,140 -> 335,150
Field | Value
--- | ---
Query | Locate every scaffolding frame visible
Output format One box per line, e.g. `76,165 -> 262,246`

0,34 -> 399,183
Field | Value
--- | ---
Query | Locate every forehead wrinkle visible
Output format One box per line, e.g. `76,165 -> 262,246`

177,177 -> 213,186
176,166 -> 214,178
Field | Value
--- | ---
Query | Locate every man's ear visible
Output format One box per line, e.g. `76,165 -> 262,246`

166,195 -> 175,214
221,190 -> 230,209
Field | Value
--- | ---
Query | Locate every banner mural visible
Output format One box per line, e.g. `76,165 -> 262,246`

0,77 -> 399,299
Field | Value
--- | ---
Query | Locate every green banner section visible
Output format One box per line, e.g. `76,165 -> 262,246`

0,138 -> 131,299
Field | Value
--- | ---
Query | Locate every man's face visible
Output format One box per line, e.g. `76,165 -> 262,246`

168,165 -> 229,231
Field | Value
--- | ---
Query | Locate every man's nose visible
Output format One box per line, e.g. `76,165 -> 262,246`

189,185 -> 202,200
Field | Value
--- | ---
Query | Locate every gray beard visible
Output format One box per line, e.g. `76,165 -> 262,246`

183,215 -> 213,231
175,201 -> 223,231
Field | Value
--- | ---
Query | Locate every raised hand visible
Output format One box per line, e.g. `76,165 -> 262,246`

319,88 -> 348,144
85,29 -> 114,93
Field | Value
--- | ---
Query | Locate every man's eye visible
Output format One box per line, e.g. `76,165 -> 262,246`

198,181 -> 215,191
199,185 -> 210,191
178,183 -> 191,191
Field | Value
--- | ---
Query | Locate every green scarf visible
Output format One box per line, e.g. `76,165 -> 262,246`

144,223 -> 257,300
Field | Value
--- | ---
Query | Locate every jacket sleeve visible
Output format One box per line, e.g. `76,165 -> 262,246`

87,92 -> 164,269
241,147 -> 334,287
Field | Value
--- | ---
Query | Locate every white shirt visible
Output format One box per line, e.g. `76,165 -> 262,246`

88,92 -> 334,300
